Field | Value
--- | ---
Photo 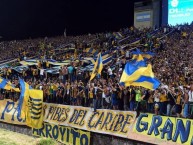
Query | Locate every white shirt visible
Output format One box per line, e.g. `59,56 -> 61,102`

108,68 -> 113,75
164,28 -> 167,33
154,93 -> 160,102
94,87 -> 98,95
188,91 -> 193,102
102,92 -> 106,98
126,51 -> 130,58
119,68 -> 122,72
40,69 -> 44,75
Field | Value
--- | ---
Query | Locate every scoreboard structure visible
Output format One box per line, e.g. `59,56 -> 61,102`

134,0 -> 161,28
134,0 -> 193,28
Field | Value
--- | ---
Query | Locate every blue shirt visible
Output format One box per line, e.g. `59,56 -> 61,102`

68,66 -> 74,74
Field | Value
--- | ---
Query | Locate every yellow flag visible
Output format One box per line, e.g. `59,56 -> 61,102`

90,53 -> 103,81
23,89 -> 43,129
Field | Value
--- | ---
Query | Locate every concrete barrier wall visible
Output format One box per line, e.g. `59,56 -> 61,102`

0,121 -> 32,136
0,121 -> 152,145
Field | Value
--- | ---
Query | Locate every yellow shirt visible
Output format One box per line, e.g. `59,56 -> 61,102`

89,91 -> 93,99
176,93 -> 182,105
35,85 -> 40,89
67,85 -> 70,90
148,95 -> 154,103
182,32 -> 187,37
52,84 -> 58,91
22,71 -> 26,77
160,94 -> 167,102
38,62 -> 41,68
33,70 -> 36,76
46,62 -> 50,68
73,88 -> 78,98
46,88 -> 50,95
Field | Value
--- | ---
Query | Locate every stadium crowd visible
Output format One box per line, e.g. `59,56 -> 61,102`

0,24 -> 193,119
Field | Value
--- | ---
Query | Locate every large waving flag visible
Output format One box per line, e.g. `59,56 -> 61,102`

17,78 -> 32,119
120,63 -> 160,90
90,53 -> 103,81
0,77 -> 20,92
0,78 -> 13,90
18,79 -> 43,128
120,63 -> 150,85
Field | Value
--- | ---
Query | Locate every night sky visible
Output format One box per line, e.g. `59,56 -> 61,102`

0,0 -> 134,40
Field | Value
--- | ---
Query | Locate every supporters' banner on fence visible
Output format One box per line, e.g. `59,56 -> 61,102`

1,100 -> 193,145
0,100 -> 136,138
43,103 -> 136,138
0,99 -> 26,125
132,113 -> 193,145
33,122 -> 90,145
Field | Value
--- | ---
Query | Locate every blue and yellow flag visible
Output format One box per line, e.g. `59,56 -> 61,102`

131,60 -> 146,68
93,53 -> 109,64
0,78 -> 13,90
132,52 -> 143,60
132,49 -> 143,60
120,63 -> 160,90
90,53 -> 103,81
18,79 -> 43,128
0,77 -> 20,92
120,63 -> 150,85
132,48 -> 141,56
85,48 -> 98,55
17,78 -> 32,119
130,76 -> 160,90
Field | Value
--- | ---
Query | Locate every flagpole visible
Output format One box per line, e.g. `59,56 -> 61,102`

64,28 -> 66,38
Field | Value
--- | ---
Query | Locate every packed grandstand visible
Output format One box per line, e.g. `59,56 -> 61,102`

0,23 -> 193,120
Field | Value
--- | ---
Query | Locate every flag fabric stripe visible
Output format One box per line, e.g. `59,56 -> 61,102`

132,49 -> 154,60
0,78 -> 8,89
88,48 -> 93,53
0,78 -> 19,91
131,60 -> 146,67
17,78 -> 33,119
17,79 -> 28,118
133,76 -> 160,90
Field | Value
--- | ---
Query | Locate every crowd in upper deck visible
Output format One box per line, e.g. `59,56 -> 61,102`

0,24 -> 193,119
